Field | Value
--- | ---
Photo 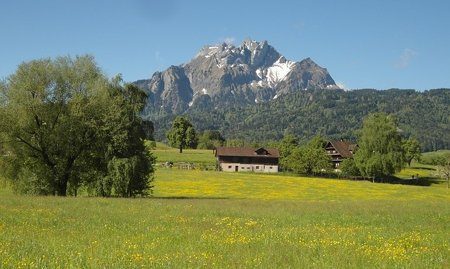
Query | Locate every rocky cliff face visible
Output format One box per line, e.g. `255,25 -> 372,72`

136,39 -> 340,114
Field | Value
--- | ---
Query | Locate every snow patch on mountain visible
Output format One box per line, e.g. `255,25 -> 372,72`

251,57 -> 296,88
266,56 -> 296,87
256,68 -> 263,79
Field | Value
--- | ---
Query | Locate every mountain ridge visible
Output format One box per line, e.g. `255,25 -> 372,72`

135,39 -> 339,114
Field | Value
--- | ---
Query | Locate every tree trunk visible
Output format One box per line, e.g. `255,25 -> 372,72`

56,173 -> 69,196
179,145 -> 183,153
56,181 -> 67,196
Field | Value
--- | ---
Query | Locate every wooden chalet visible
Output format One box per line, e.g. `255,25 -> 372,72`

325,140 -> 358,168
215,147 -> 280,173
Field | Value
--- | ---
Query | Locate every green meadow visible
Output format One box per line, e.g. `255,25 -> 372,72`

0,149 -> 449,268
153,148 -> 216,166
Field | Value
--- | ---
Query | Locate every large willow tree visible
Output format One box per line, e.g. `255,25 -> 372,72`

0,56 -> 154,196
354,112 -> 404,181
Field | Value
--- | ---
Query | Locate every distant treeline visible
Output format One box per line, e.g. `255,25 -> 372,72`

146,88 -> 450,152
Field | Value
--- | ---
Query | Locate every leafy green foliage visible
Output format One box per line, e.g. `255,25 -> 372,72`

354,113 -> 405,179
166,116 -> 198,153
277,134 -> 299,170
403,138 -> 421,166
0,56 -> 154,196
197,130 -> 225,149
284,136 -> 330,175
340,158 -> 361,177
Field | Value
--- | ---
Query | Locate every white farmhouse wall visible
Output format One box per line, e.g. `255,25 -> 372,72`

220,163 -> 278,173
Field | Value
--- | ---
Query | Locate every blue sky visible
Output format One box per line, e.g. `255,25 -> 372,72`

1,0 -> 450,90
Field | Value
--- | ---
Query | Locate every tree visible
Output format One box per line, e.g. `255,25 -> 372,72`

354,113 -> 405,181
0,56 -> 155,196
340,158 -> 361,177
285,136 -> 330,175
278,134 -> 299,171
96,82 -> 155,197
436,157 -> 450,188
166,116 -> 197,153
403,138 -> 421,166
197,130 -> 225,149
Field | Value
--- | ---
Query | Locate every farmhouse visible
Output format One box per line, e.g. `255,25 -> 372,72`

215,147 -> 280,173
325,140 -> 358,168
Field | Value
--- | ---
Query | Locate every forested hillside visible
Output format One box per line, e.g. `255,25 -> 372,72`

144,88 -> 450,152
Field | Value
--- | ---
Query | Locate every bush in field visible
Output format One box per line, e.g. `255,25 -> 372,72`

0,56 -> 155,197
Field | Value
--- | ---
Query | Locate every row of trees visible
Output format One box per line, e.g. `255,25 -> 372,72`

165,113 -> 424,181
276,113 -> 423,180
0,56 -> 155,196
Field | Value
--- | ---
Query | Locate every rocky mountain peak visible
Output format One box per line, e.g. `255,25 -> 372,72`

136,39 -> 340,114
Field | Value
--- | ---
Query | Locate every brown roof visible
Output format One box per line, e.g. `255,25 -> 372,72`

326,140 -> 357,158
215,147 -> 280,158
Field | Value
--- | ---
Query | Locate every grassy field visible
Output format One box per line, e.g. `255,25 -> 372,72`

152,148 -> 216,166
420,150 -> 450,165
154,168 -> 448,200
0,148 -> 449,268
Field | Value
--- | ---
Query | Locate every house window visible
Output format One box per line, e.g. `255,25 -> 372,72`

269,167 -> 272,169
228,165 -> 232,169
256,166 -> 259,169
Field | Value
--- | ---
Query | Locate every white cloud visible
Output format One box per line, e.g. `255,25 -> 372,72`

395,48 -> 417,69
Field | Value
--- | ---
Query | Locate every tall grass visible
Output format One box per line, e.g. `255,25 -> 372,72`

0,148 -> 449,268
1,167 -> 449,268
0,190 -> 448,268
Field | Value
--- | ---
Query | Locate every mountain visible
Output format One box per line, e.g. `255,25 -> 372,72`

145,88 -> 450,152
136,39 -> 339,114
134,41 -> 450,152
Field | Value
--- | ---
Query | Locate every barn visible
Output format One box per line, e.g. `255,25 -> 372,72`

215,147 -> 280,173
